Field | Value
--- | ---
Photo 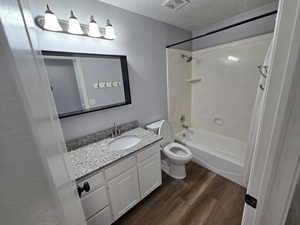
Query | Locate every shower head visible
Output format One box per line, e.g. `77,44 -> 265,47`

181,54 -> 193,62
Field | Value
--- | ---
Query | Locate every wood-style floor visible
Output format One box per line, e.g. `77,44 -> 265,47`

114,162 -> 246,225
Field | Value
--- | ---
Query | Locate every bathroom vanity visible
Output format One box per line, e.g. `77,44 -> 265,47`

66,128 -> 162,224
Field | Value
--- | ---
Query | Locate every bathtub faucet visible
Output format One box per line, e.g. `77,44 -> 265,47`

182,124 -> 189,129
180,115 -> 189,129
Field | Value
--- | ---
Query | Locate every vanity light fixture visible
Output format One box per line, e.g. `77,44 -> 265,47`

68,10 -> 83,34
104,19 -> 116,40
88,16 -> 102,37
43,4 -> 62,31
35,5 -> 116,40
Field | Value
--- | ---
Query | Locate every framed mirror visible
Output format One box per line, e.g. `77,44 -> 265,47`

42,51 -> 131,118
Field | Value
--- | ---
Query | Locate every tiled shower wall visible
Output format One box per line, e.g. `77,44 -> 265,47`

191,33 -> 272,142
167,48 -> 192,133
167,33 -> 272,142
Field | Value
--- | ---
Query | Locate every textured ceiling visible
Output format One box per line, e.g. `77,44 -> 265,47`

99,0 -> 276,31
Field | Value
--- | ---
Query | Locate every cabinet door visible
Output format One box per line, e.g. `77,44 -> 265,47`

138,153 -> 162,199
87,206 -> 112,225
81,186 -> 109,219
108,166 -> 140,220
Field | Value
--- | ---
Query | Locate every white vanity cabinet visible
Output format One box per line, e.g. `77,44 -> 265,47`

108,167 -> 140,220
86,207 -> 112,225
78,172 -> 112,225
138,153 -> 162,199
77,142 -> 162,224
137,143 -> 162,199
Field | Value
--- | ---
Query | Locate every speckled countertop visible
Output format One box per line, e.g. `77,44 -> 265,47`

65,127 -> 162,180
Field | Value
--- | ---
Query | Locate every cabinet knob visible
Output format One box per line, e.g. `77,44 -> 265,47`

77,182 -> 90,197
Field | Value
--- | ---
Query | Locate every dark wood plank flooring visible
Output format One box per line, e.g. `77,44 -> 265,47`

114,162 -> 246,225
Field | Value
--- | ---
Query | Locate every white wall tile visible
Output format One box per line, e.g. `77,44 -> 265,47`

167,49 -> 192,133
191,33 -> 272,141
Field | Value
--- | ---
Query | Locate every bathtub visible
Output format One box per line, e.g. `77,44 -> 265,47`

176,128 -> 247,186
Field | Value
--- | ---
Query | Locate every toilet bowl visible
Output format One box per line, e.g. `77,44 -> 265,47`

146,120 -> 192,179
164,143 -> 193,164
163,142 -> 192,179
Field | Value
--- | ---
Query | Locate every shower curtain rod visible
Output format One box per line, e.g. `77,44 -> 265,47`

166,10 -> 277,48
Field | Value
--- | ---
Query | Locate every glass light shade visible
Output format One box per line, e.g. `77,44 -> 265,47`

68,11 -> 83,34
227,56 -> 239,62
43,5 -> 62,31
104,19 -> 116,40
88,16 -> 101,37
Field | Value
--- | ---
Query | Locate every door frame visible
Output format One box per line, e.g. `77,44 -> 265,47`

0,1 -> 87,225
242,0 -> 300,224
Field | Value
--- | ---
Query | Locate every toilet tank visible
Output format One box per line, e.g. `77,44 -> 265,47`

145,120 -> 165,134
146,120 -> 174,147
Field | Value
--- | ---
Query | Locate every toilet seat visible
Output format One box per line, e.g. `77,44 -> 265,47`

146,120 -> 193,179
163,142 -> 192,161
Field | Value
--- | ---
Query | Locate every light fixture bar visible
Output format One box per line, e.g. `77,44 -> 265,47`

35,15 -> 115,40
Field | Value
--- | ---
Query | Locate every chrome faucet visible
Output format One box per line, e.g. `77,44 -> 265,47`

111,123 -> 121,138
180,115 -> 189,129
182,124 -> 189,129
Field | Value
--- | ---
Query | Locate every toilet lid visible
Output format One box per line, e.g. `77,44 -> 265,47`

158,120 -> 175,147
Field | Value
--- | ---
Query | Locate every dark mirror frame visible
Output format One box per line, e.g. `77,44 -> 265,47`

42,50 -> 132,119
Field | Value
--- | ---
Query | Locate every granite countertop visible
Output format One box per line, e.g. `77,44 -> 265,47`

65,127 -> 162,180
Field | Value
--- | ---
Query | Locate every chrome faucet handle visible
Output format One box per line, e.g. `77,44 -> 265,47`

111,123 -> 116,138
182,124 -> 189,129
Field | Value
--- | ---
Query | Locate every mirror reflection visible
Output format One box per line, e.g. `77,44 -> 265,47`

43,51 -> 131,118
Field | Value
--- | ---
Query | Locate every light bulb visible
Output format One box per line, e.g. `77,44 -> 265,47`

104,19 -> 116,40
227,56 -> 239,62
88,16 -> 101,37
43,5 -> 62,31
68,10 -> 83,35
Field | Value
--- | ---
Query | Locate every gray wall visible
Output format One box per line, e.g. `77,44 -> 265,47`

192,2 -> 278,51
29,0 -> 191,140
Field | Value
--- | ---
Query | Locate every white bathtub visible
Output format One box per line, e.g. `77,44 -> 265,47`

176,128 -> 247,186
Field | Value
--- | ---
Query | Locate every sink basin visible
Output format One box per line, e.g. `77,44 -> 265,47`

109,135 -> 141,151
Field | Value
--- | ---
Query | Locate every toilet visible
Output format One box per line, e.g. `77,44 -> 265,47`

146,120 -> 192,179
